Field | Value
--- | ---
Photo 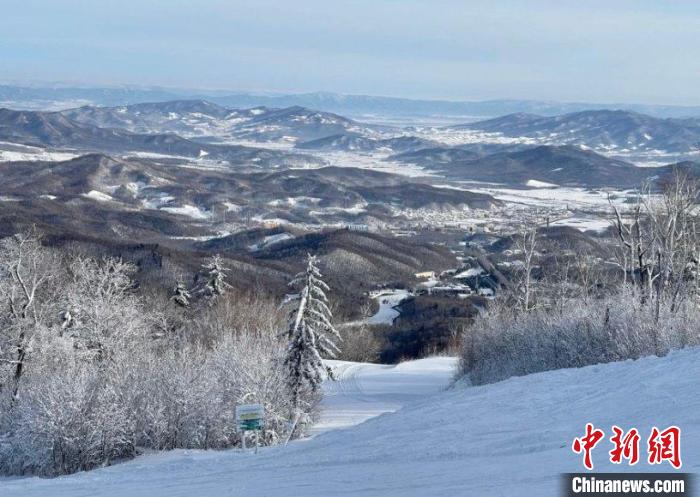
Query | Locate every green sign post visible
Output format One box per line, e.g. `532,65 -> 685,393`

236,403 -> 265,452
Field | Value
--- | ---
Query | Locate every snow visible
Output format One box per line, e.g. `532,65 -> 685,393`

550,216 -> 612,233
411,127 -> 539,147
419,277 -> 440,288
526,179 -> 558,188
4,348 -> 700,496
310,203 -> 368,216
141,194 -> 175,210
464,183 -> 637,210
290,150 -> 434,178
454,267 -> 484,279
127,151 -> 190,160
267,196 -> 321,207
160,204 -> 211,220
170,231 -> 232,242
261,233 -> 293,246
478,287 -> 494,296
81,190 -> 113,202
0,142 -> 78,163
366,289 -> 410,325
312,357 -> 457,434
248,233 -> 294,251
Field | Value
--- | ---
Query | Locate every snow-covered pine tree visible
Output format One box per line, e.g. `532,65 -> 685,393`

171,281 -> 191,307
284,254 -> 341,413
198,255 -> 232,300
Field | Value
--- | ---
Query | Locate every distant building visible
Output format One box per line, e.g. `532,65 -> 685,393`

347,223 -> 369,232
465,223 -> 488,235
415,271 -> 436,280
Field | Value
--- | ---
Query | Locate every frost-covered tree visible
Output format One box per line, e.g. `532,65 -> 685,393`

0,230 -> 55,400
611,170 -> 700,318
283,255 -> 340,413
515,227 -> 538,312
60,256 -> 143,357
0,234 -> 297,477
171,281 -> 191,307
198,255 -> 232,300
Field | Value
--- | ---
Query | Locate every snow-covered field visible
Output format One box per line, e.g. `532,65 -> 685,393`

457,183 -> 636,210
366,289 -> 411,325
0,142 -> 79,163
290,150 -> 434,178
549,216 -> 612,232
5,348 -> 698,497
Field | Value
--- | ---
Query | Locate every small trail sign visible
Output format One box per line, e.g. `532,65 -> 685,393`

236,404 -> 265,432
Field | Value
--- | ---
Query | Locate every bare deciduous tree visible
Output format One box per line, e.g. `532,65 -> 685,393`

513,227 -> 538,312
611,170 -> 700,325
0,230 -> 54,400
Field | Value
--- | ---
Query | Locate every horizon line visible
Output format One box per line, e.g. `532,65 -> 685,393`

2,79 -> 700,111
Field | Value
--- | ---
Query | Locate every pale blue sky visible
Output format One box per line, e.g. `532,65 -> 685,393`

1,0 -> 699,104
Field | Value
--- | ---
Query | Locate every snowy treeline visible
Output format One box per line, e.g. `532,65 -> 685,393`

461,287 -> 700,385
0,233 -> 334,476
461,170 -> 700,384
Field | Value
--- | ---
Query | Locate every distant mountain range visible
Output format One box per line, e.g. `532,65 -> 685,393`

2,99 -> 700,191
54,100 -> 700,158
209,93 -> 700,121
0,107 -> 321,167
2,84 -> 700,119
391,145 -> 700,189
459,110 -> 700,154
61,99 -> 235,135
60,100 -> 379,143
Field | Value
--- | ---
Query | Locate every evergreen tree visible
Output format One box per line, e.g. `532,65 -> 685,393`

198,255 -> 231,299
284,255 -> 341,412
171,281 -> 191,307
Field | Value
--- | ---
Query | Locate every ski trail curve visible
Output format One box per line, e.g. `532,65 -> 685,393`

310,357 -> 458,435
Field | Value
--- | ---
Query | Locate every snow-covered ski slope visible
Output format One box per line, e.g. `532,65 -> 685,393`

4,350 -> 699,497
312,357 -> 457,434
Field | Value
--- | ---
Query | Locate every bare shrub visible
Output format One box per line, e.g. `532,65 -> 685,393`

460,286 -> 700,385
338,323 -> 382,363
0,234 -> 300,477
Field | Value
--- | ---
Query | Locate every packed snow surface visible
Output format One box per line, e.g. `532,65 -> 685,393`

4,348 -> 699,496
312,357 -> 457,434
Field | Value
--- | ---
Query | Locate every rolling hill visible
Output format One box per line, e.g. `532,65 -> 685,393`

0,107 -> 320,166
458,110 -> 700,155
391,144 -> 700,188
